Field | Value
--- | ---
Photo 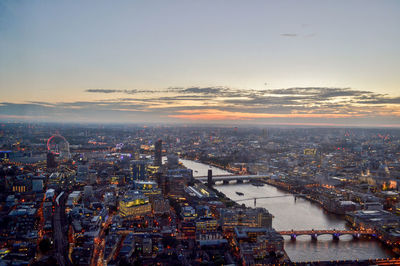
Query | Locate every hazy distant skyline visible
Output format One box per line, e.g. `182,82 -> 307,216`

1,1 -> 399,126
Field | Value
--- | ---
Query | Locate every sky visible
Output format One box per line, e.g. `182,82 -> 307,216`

0,0 -> 400,127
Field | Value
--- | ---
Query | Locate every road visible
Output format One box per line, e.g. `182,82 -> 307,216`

91,214 -> 113,266
53,192 -> 70,266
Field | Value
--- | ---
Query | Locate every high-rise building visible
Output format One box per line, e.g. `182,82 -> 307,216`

156,173 -> 169,195
167,154 -> 179,168
154,139 -> 162,166
46,152 -> 57,169
83,185 -> 93,201
76,164 -> 89,183
132,160 -> 147,180
207,169 -> 213,188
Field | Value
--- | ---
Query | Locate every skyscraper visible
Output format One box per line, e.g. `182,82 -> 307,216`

207,169 -> 213,188
46,152 -> 57,169
132,160 -> 147,180
154,139 -> 162,166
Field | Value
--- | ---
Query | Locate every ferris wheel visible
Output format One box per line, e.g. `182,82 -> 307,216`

47,134 -> 70,159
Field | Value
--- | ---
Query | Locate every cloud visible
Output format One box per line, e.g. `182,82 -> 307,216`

85,89 -> 163,94
85,89 -> 123,93
355,97 -> 400,105
280,33 -> 298,37
1,86 -> 400,126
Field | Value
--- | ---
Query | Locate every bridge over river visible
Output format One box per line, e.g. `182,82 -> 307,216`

196,174 -> 267,184
278,229 -> 375,241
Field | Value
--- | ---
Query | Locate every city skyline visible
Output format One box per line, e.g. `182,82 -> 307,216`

1,1 -> 400,126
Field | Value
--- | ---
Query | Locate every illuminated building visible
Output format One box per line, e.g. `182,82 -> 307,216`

12,182 -> 28,193
233,227 -> 284,263
147,165 -> 160,175
66,191 -> 82,208
132,160 -> 147,180
304,148 -> 317,155
196,217 -> 218,233
166,169 -> 193,197
45,188 -> 55,201
119,190 -> 151,219
143,237 -> 152,255
167,175 -> 187,197
181,206 -> 197,221
219,208 -> 272,231
154,139 -> 162,166
151,197 -> 170,215
181,221 -> 196,239
133,180 -> 161,196
185,184 -> 217,200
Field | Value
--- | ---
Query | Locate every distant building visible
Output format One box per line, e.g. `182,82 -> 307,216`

143,236 -> 152,255
167,154 -> 179,168
83,185 -> 93,201
181,206 -> 197,221
76,164 -> 89,183
233,227 -> 284,264
154,139 -> 162,166
32,176 -> 44,192
196,217 -> 218,233
151,197 -> 170,215
157,173 -> 169,195
46,152 -> 57,169
166,169 -> 194,197
207,169 -> 213,188
167,175 -> 188,197
133,180 -> 161,196
219,208 -> 273,230
132,160 -> 147,180
67,191 -> 82,208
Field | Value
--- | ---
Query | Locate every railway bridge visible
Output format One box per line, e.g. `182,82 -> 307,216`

196,174 -> 268,184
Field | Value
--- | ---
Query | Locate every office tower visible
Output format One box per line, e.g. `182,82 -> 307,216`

156,173 -> 169,195
46,152 -> 57,169
132,160 -> 147,180
207,169 -> 213,188
154,139 -> 162,166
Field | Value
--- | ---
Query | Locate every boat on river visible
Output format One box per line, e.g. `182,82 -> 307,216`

251,181 -> 264,187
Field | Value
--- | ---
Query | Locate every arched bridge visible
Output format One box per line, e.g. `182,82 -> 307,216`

278,229 -> 375,240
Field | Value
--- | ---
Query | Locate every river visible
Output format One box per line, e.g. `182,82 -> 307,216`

179,158 -> 395,262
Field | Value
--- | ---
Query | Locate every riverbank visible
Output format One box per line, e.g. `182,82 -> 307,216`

209,185 -> 292,263
262,178 -> 400,256
180,158 -> 395,261
180,156 -> 237,174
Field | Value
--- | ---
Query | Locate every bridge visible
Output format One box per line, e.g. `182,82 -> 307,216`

195,174 -> 268,184
235,194 -> 304,206
278,229 -> 375,241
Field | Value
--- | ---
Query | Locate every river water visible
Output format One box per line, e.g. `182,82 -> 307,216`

179,158 -> 395,262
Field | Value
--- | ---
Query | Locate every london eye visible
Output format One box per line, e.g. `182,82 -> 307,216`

47,134 -> 70,159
